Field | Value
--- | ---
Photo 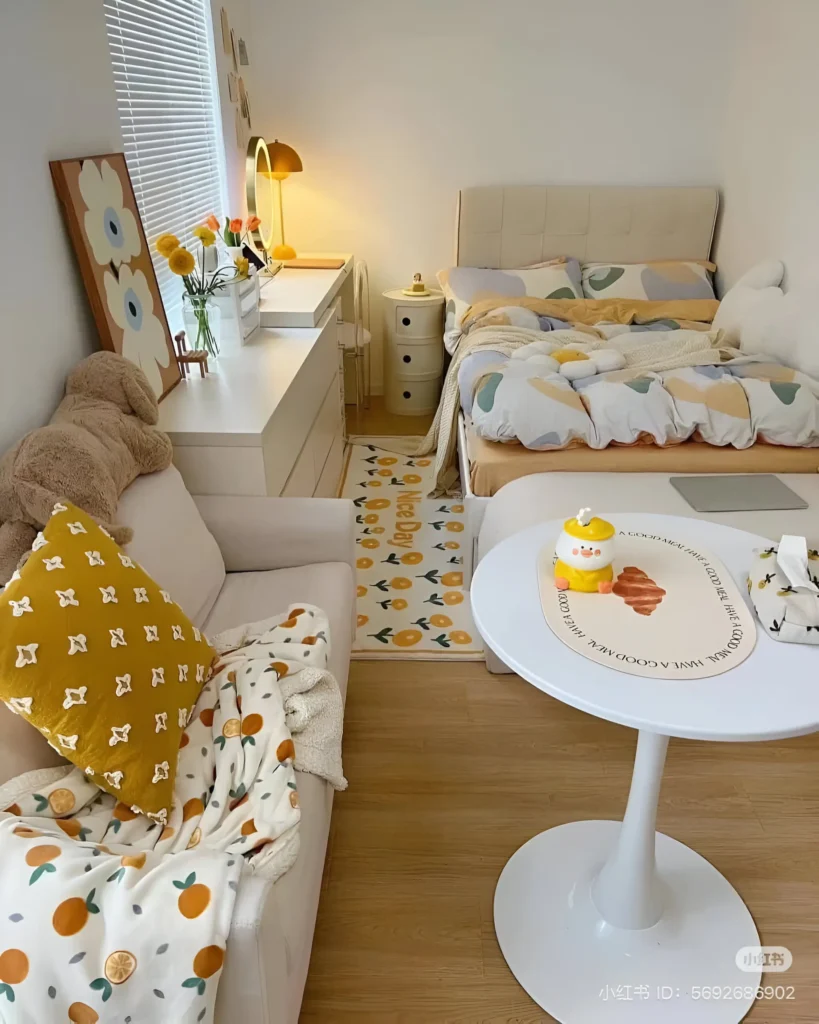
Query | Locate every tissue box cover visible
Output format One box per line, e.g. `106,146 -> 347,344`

748,545 -> 819,644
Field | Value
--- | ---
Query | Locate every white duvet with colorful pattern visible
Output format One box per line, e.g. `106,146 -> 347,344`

0,605 -> 341,1024
468,337 -> 819,451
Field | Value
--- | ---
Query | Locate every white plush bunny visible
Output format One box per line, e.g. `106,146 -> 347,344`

712,259 -> 819,380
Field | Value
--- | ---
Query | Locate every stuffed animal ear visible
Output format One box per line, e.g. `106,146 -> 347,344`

67,352 -> 159,424
122,371 -> 159,425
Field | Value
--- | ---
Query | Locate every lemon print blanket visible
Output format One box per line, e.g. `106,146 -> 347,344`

0,604 -> 344,1023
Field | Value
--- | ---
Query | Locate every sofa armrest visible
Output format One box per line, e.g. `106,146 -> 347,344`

193,496 -> 356,574
216,874 -> 281,1023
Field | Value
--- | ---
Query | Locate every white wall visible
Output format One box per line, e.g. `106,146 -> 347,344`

209,0 -> 256,215
249,0 -> 740,389
713,0 -> 819,293
0,1 -> 123,454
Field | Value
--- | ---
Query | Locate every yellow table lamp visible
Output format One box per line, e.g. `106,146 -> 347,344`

264,139 -> 302,261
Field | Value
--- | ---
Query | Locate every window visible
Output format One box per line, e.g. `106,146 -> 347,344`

104,0 -> 226,326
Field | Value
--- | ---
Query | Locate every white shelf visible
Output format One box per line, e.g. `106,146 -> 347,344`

258,253 -> 353,327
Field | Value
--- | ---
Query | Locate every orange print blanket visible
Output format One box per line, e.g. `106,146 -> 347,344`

0,605 -> 344,1022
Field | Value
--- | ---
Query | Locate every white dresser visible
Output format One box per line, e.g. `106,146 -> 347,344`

159,255 -> 353,498
382,288 -> 445,415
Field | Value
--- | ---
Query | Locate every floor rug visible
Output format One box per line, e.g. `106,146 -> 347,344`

340,439 -> 483,660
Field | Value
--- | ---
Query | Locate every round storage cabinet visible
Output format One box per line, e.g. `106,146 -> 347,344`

382,288 -> 445,415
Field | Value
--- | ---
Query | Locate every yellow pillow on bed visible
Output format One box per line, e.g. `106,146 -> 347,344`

0,503 -> 215,822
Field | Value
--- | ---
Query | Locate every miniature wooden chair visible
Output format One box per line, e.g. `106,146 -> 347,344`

173,331 -> 209,379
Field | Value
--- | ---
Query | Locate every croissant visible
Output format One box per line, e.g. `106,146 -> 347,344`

613,566 -> 666,616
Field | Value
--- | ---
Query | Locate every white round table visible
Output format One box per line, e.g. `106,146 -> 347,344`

470,513 -> 819,1024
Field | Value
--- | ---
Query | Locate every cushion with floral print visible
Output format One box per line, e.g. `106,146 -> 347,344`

0,503 -> 215,823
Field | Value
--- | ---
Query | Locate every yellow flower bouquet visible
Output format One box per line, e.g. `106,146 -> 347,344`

155,226 -> 236,358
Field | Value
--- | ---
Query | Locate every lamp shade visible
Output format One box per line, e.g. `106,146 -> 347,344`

267,140 -> 302,180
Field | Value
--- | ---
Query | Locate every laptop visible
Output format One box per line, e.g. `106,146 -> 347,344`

670,475 -> 809,513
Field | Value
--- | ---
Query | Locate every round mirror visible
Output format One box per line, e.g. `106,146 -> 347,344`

245,135 -> 276,253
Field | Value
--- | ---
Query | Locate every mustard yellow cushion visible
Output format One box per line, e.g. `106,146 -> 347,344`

0,503 -> 215,822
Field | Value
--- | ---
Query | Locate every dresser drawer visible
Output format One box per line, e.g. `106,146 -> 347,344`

391,340 -> 443,378
314,433 -> 344,497
280,438 -> 317,497
261,310 -> 337,494
311,374 -> 342,481
385,374 -> 441,415
394,303 -> 443,338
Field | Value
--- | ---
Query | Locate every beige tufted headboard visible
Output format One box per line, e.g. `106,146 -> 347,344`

455,186 -> 719,269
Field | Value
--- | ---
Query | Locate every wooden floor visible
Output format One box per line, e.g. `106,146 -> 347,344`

346,395 -> 434,438
301,660 -> 819,1023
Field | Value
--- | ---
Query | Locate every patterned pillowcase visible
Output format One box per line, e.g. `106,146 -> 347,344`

0,503 -> 215,823
438,258 -> 583,354
581,262 -> 716,302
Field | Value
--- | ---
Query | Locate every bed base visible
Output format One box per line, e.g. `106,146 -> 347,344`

457,412 -> 489,587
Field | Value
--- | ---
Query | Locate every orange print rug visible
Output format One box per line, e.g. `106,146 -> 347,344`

341,440 -> 483,659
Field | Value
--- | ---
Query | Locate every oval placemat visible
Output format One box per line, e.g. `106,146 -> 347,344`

538,530 -> 757,679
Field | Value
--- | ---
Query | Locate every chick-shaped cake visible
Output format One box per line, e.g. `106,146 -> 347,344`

554,507 -> 615,594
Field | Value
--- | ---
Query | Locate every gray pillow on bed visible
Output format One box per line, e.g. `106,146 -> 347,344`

439,258 -> 583,355
581,261 -> 716,301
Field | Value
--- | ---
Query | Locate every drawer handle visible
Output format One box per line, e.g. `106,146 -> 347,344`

401,316 -> 411,327
403,390 -> 411,399
403,354 -> 411,363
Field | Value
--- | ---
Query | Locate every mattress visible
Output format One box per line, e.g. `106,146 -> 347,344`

466,425 -> 819,498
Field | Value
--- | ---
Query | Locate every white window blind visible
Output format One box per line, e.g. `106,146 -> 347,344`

104,0 -> 225,326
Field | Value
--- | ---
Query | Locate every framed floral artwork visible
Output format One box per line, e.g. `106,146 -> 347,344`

50,153 -> 180,400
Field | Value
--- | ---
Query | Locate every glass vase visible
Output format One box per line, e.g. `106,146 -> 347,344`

182,293 -> 221,359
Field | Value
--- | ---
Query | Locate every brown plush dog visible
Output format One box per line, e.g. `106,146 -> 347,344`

0,352 -> 172,583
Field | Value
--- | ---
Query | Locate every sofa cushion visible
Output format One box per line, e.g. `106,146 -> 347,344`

0,706 -> 66,789
0,503 -> 214,819
203,562 -> 354,702
0,468 -> 222,791
209,561 -> 353,1021
216,770 -> 333,1023
118,467 -> 225,627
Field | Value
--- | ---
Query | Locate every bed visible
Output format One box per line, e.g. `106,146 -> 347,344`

437,186 -> 819,581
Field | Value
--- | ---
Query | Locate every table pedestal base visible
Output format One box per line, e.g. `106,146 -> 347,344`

495,733 -> 759,1021
494,819 -> 760,1022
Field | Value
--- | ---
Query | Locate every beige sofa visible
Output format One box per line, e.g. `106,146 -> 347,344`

0,466 -> 356,1024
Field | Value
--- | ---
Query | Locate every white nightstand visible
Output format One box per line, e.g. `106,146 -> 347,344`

382,288 -> 444,415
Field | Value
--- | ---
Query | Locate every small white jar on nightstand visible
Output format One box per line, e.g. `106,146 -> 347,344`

382,288 -> 445,415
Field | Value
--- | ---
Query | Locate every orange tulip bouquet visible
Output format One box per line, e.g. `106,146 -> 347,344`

222,215 -> 261,252
217,212 -> 262,284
